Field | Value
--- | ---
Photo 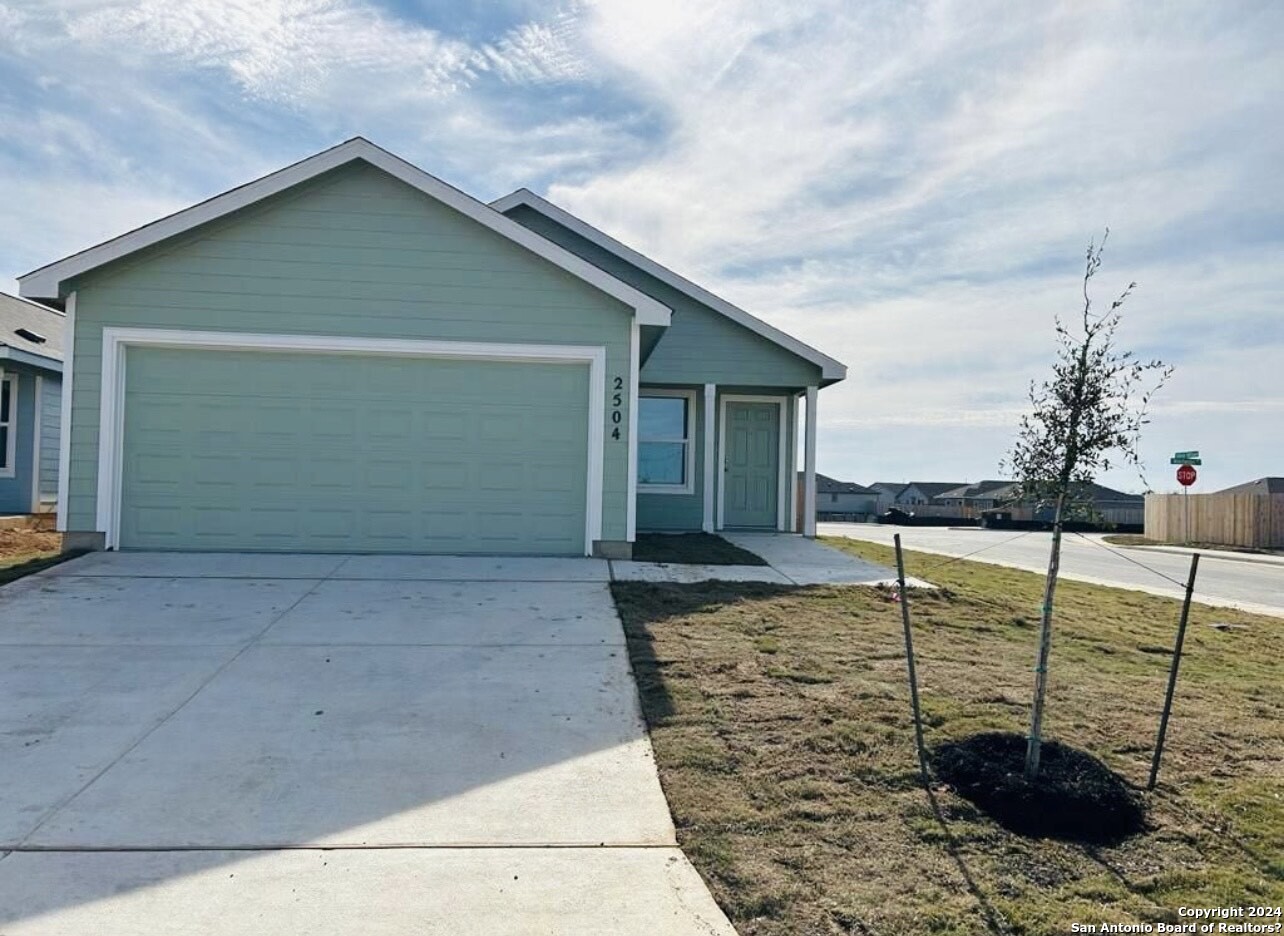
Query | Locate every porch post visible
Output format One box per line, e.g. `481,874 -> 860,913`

789,394 -> 800,532
804,385 -> 818,537
702,383 -> 716,532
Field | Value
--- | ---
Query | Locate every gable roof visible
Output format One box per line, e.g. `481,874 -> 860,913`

870,482 -> 908,495
17,138 -> 670,329
0,291 -> 63,372
490,188 -> 846,384
809,473 -> 876,495
1213,477 -> 1284,496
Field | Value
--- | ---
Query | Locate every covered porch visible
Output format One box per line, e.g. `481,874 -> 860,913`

632,383 -> 820,539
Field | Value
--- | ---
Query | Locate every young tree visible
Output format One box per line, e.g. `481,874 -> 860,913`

1005,231 -> 1172,780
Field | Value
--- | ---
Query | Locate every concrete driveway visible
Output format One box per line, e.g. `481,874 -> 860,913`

0,552 -> 735,934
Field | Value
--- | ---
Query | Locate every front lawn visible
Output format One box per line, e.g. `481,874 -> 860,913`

613,538 -> 1283,935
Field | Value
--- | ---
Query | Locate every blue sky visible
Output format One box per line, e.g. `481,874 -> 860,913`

2,0 -> 1280,492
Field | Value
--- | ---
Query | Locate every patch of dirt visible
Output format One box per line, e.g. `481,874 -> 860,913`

932,731 -> 1147,844
631,532 -> 770,566
0,529 -> 69,586
0,529 -> 61,562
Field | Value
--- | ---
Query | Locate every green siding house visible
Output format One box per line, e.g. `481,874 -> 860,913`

19,139 -> 844,558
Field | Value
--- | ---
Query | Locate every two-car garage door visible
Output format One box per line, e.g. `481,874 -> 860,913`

118,347 -> 590,554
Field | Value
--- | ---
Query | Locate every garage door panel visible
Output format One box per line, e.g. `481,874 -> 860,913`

302,509 -> 358,540
120,348 -> 590,554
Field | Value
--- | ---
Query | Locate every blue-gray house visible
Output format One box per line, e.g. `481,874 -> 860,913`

19,139 -> 844,557
0,292 -> 63,516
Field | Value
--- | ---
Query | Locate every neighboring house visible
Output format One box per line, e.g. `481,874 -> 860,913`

803,473 -> 878,521
895,482 -> 967,507
935,480 -> 1020,512
0,292 -> 63,515
1213,477 -> 1284,496
869,482 -> 906,514
985,481 -> 1145,528
18,138 -> 845,557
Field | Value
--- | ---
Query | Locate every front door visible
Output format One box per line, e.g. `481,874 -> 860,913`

723,401 -> 779,528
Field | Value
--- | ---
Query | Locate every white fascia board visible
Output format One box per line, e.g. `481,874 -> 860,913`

0,346 -> 63,373
17,139 -> 671,328
491,188 -> 847,384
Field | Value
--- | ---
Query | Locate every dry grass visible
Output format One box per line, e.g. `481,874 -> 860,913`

0,530 -> 70,586
612,537 -> 1283,935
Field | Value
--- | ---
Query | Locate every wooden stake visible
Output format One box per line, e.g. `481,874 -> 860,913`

1148,553 -> 1200,791
894,533 -> 929,784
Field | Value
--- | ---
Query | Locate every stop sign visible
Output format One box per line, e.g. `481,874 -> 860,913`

1176,464 -> 1197,487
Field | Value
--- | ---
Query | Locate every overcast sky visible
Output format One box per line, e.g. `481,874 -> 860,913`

2,0 -> 1280,492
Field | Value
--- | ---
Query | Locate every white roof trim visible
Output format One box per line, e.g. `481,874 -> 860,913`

490,188 -> 846,383
17,139 -> 671,327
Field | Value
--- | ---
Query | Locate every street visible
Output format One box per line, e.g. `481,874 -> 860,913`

818,523 -> 1284,618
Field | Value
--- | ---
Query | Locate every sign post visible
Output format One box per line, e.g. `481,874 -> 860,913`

1172,451 -> 1200,545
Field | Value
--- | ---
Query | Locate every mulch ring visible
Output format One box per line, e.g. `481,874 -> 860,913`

931,731 -> 1147,844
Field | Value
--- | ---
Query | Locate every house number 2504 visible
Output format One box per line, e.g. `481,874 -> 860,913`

611,377 -> 624,440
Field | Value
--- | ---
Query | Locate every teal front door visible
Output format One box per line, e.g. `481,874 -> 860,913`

723,401 -> 780,528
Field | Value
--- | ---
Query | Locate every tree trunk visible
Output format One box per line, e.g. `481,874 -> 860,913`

1025,493 -> 1065,780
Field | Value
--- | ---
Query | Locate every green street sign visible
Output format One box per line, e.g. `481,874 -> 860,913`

1173,450 -> 1200,459
1170,457 -> 1202,465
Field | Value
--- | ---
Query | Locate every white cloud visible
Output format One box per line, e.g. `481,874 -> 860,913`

13,0 -> 590,111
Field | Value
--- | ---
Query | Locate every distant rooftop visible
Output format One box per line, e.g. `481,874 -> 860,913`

0,291 -> 64,364
808,473 -> 877,495
1213,477 -> 1284,496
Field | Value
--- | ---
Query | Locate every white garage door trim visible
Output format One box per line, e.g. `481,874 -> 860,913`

97,327 -> 606,554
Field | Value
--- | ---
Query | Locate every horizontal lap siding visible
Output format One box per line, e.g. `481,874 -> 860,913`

65,162 -> 633,538
39,377 -> 60,504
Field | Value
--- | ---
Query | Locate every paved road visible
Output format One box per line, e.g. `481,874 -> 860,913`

819,523 -> 1284,617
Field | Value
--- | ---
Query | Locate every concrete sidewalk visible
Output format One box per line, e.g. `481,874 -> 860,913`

0,552 -> 735,935
611,532 -> 933,588
1100,540 -> 1284,567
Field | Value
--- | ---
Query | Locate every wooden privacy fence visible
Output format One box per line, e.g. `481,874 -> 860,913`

1144,493 -> 1284,548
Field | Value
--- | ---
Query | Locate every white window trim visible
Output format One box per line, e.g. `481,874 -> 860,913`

0,372 -> 16,479
637,388 -> 697,496
96,328 -> 606,555
716,394 -> 789,531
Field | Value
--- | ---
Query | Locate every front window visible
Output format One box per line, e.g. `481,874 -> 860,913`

0,375 -> 15,477
638,391 -> 694,493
